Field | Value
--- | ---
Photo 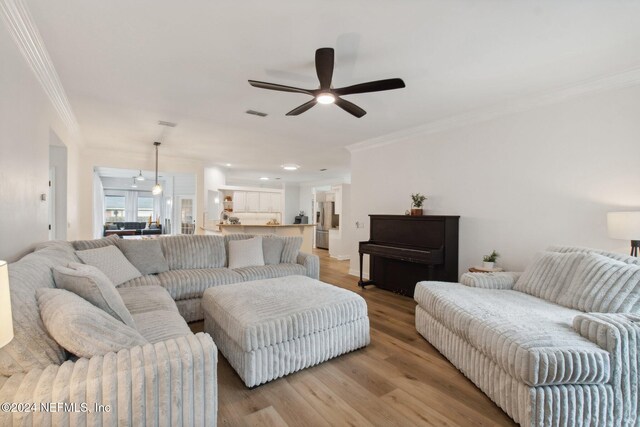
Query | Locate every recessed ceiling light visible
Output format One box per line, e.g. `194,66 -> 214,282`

281,164 -> 300,171
225,163 -> 232,167
259,177 -> 269,181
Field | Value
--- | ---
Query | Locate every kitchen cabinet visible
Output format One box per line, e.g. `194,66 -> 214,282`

325,192 -> 335,202
269,193 -> 281,213
233,191 -> 247,212
258,192 -> 281,212
225,189 -> 283,213
246,192 -> 260,212
259,192 -> 270,212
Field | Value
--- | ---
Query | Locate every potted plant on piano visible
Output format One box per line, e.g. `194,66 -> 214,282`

410,193 -> 427,216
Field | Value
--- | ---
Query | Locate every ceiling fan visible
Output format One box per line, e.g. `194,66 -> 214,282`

248,47 -> 405,118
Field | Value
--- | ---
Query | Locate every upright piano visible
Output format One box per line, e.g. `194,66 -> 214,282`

358,215 -> 459,297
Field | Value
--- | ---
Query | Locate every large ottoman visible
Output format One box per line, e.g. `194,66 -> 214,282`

202,275 -> 370,387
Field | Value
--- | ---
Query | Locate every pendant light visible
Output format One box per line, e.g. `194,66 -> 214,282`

135,170 -> 145,181
152,141 -> 162,195
131,177 -> 137,188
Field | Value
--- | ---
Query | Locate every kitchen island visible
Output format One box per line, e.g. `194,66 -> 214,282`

205,224 -> 316,254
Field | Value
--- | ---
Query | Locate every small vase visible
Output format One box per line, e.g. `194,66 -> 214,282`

483,261 -> 495,270
410,208 -> 423,216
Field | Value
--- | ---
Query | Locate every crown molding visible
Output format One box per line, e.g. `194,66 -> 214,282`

346,67 -> 640,153
0,0 -> 79,135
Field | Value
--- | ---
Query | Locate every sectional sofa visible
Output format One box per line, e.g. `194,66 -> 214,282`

0,234 -> 319,426
415,246 -> 640,427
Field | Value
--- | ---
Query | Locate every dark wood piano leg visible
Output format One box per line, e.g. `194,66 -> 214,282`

358,252 -> 373,289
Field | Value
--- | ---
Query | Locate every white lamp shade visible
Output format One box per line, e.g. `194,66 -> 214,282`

0,261 -> 13,348
607,212 -> 640,240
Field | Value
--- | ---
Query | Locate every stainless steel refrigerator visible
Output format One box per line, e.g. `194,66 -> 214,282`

316,201 -> 337,249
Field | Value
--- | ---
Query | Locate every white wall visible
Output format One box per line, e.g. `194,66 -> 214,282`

0,17 -> 79,260
283,183 -> 300,224
49,143 -> 68,240
204,167 -> 226,215
349,85 -> 640,277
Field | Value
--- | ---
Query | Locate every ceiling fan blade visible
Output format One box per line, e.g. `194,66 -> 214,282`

286,99 -> 318,116
315,47 -> 334,89
334,97 -> 366,118
334,78 -> 405,96
248,80 -> 313,95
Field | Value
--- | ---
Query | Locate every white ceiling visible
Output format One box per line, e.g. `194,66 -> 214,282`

27,0 -> 640,183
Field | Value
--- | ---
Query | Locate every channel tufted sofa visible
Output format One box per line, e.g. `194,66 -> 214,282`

415,246 -> 640,427
0,233 -> 319,426
76,233 -> 319,322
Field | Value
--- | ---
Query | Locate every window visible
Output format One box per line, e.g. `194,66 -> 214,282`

137,196 -> 154,222
104,195 -> 125,222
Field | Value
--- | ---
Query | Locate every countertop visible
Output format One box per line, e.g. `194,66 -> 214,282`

218,224 -> 316,227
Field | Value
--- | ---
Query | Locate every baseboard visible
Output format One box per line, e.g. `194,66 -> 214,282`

349,268 -> 368,279
330,254 -> 351,261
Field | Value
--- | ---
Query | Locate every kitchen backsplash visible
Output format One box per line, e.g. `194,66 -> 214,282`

233,212 -> 282,225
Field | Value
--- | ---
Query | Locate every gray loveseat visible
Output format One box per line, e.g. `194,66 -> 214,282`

415,246 -> 640,427
0,233 -> 319,426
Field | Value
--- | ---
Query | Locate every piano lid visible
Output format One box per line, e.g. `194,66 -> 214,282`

367,215 -> 459,250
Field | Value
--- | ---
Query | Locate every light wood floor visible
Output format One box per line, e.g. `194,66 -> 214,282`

190,250 -> 516,426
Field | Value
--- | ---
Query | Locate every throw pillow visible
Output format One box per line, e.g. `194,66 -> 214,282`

36,288 -> 148,358
262,236 -> 285,265
115,239 -> 169,275
280,236 -> 303,264
228,236 -> 265,269
558,253 -> 640,313
76,245 -> 142,286
513,251 -> 587,304
72,234 -> 120,251
53,263 -> 136,327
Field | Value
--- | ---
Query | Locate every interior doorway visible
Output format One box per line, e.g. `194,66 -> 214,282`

178,196 -> 195,234
48,167 -> 55,240
48,134 -> 68,240
92,167 -> 197,237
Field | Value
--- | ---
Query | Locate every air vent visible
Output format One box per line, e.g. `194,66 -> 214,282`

246,110 -> 268,117
158,120 -> 177,127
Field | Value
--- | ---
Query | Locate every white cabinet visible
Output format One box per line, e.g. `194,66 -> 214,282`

258,192 -> 282,212
259,192 -> 271,212
246,192 -> 261,212
228,190 -> 282,213
233,191 -> 246,212
270,193 -> 281,213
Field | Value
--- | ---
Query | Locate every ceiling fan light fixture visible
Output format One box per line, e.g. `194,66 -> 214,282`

316,93 -> 335,105
281,164 -> 300,171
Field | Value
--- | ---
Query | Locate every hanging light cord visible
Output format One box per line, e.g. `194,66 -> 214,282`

154,141 -> 161,185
